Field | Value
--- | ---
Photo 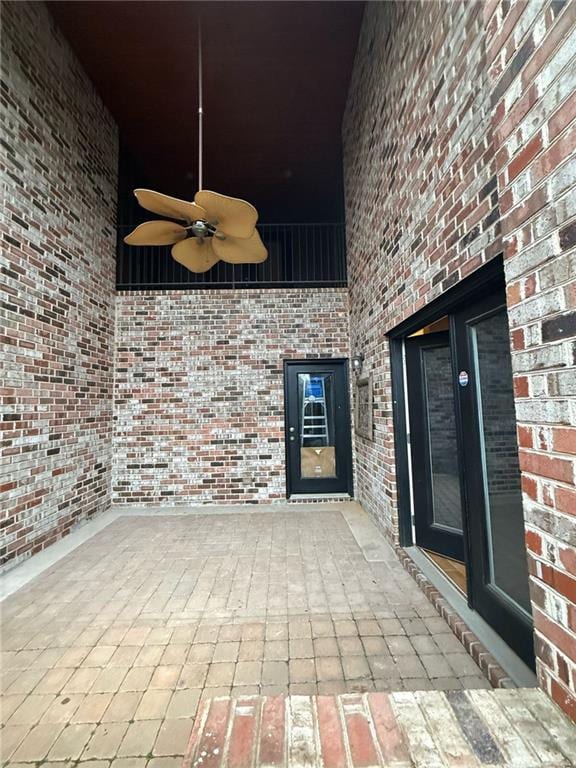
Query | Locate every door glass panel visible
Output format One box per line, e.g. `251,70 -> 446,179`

298,373 -> 336,479
422,346 -> 463,532
471,309 -> 531,615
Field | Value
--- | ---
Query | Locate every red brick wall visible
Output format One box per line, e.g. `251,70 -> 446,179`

343,0 -> 576,717
486,0 -> 576,720
113,289 -> 351,504
1,3 -> 118,570
343,1 -> 502,540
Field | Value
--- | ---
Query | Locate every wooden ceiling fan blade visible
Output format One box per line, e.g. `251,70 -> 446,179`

134,189 -> 207,222
171,238 -> 220,273
195,190 -> 258,239
123,220 -> 187,246
212,229 -> 268,264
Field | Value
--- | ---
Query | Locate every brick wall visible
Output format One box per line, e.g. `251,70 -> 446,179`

343,1 -> 501,541
113,288 -> 350,504
0,2 -> 118,570
343,0 -> 575,718
486,0 -> 576,721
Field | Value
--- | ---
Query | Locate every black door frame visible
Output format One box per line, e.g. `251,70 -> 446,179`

388,254 -> 535,667
388,256 -> 506,599
283,358 -> 354,497
452,292 -> 534,666
405,330 -> 465,561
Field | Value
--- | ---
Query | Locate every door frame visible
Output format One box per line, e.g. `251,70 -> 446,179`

388,256 -> 506,607
283,358 -> 354,498
405,330 -> 465,561
389,255 -> 535,668
452,292 -> 534,665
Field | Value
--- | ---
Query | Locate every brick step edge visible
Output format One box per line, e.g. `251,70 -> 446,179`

182,688 -> 576,767
396,546 -> 515,689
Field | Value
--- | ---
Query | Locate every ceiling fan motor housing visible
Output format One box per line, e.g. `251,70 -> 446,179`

189,219 -> 216,239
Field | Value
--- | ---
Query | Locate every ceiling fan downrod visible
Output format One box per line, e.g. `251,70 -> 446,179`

197,18 -> 203,194
122,15 -> 268,272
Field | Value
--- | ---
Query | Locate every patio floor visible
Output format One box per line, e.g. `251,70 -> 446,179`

2,504 -> 496,764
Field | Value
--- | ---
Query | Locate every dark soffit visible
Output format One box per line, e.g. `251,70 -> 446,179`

47,1 -> 365,221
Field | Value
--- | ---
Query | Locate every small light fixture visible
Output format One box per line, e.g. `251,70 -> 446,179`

351,354 -> 364,376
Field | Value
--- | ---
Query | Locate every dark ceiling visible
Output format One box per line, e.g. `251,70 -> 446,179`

48,1 -> 364,223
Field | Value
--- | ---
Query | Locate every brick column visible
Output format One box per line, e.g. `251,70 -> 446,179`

485,0 -> 576,719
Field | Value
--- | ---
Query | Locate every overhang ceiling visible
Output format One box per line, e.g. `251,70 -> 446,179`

47,1 -> 364,222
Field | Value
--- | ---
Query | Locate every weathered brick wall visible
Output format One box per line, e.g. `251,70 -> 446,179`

485,0 -> 576,720
343,1 -> 501,540
344,0 -> 576,718
113,288 -> 350,504
0,3 -> 118,570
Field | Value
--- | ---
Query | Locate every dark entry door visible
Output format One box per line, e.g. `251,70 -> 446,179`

454,294 -> 534,667
405,332 -> 465,561
284,360 -> 353,496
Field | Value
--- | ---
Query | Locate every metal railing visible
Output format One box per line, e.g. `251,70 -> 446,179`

116,222 -> 347,290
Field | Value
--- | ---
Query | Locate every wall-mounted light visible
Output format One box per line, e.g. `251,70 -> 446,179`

351,354 -> 364,376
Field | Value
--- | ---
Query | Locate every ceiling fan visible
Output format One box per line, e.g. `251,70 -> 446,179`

123,24 -> 268,274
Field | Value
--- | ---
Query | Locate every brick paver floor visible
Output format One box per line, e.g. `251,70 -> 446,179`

2,507 -> 500,765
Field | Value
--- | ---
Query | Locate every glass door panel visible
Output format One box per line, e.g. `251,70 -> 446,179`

298,373 -> 337,479
454,294 -> 534,668
470,310 -> 531,615
406,332 -> 465,561
422,345 -> 463,533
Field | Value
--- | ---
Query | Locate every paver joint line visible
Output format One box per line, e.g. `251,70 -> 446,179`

2,508 -> 572,767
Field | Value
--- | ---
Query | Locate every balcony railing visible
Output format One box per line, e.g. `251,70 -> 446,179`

116,222 -> 347,290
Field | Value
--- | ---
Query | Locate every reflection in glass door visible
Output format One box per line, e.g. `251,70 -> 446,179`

406,332 -> 465,561
471,311 -> 531,614
299,373 -> 336,479
455,295 -> 534,667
